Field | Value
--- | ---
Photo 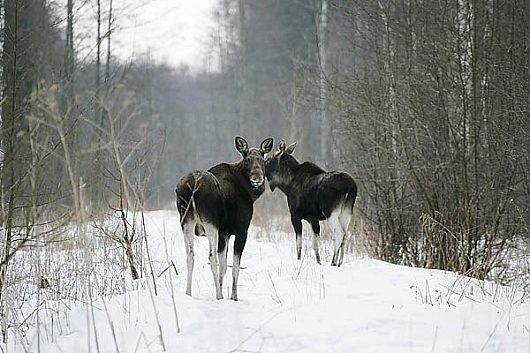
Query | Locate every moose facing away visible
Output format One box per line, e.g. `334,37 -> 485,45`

265,141 -> 357,266
176,136 -> 274,300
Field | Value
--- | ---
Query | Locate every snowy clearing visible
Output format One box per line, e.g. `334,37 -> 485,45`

7,210 -> 530,353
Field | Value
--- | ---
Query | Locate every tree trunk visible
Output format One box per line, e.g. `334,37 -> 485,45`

0,0 -> 19,342
105,0 -> 113,87
318,0 -> 328,166
125,242 -> 139,280
101,0 -> 112,128
64,0 -> 74,97
96,0 -> 101,99
237,0 -> 247,134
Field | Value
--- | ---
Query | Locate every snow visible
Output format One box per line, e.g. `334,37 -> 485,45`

7,210 -> 530,353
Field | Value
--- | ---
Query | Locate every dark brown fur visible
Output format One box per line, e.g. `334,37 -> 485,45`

176,137 -> 273,300
265,141 -> 357,266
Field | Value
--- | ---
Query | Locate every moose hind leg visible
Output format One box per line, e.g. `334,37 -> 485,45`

218,234 -> 228,291
309,220 -> 321,265
328,210 -> 345,267
205,223 -> 222,300
182,221 -> 195,296
338,208 -> 353,266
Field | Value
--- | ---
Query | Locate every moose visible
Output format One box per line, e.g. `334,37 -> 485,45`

265,141 -> 357,266
176,136 -> 274,300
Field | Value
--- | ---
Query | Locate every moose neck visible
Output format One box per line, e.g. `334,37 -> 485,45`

276,154 -> 300,195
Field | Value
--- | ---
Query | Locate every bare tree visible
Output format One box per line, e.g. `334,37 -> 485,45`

326,0 -> 530,281
317,0 -> 329,166
64,0 -> 75,99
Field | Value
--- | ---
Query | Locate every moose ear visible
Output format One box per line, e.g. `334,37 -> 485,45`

278,140 -> 286,152
260,137 -> 274,154
235,136 -> 249,156
285,141 -> 297,154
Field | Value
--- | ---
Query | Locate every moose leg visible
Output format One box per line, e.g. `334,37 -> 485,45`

205,223 -> 222,300
309,220 -> 321,265
338,207 -> 353,267
290,214 -> 303,260
231,232 -> 247,301
182,221 -> 195,296
328,210 -> 345,267
218,234 -> 229,292
338,235 -> 348,267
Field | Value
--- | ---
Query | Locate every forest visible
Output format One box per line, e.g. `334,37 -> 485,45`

0,0 -> 529,350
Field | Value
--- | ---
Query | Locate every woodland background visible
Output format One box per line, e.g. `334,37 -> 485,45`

0,2 -> 529,337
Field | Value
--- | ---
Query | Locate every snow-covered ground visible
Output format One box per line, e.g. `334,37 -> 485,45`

7,210 -> 530,353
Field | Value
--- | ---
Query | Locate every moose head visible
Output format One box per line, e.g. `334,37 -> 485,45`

265,140 -> 297,192
235,136 -> 274,189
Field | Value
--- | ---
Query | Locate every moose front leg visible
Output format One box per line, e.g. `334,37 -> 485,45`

290,214 -> 303,260
231,232 -> 248,301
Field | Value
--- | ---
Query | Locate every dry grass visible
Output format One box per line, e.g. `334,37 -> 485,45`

252,193 -> 292,233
